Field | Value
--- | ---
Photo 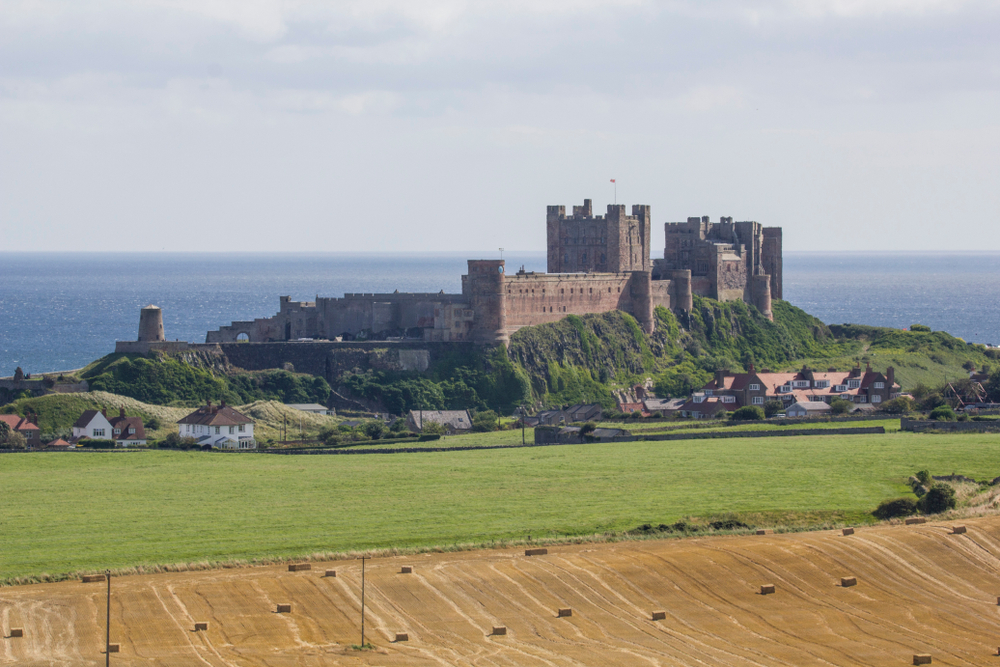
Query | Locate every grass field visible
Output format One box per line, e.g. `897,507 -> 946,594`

3,429 -> 1000,583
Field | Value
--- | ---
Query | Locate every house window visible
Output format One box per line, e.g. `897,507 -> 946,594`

749,384 -> 761,391
128,427 -> 134,434
113,429 -> 121,435
722,396 -> 735,403
93,429 -> 105,437
874,382 -> 885,389
229,426 -> 235,434
239,425 -> 245,432
848,380 -> 860,388
752,396 -> 765,405
834,385 -> 847,392
215,426 -> 221,434
793,380 -> 809,388
857,395 -> 867,403
872,395 -> 882,403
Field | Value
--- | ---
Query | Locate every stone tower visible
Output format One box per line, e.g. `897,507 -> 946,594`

138,305 -> 165,342
546,200 -> 651,274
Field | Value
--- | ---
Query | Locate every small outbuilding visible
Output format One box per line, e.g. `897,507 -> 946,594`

286,403 -> 335,416
785,400 -> 832,417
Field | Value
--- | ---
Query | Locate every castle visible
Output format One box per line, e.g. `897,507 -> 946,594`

185,200 -> 783,346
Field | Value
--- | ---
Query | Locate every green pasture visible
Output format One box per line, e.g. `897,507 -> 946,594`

2,429 -> 1000,583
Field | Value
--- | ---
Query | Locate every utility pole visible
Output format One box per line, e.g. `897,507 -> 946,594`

105,570 -> 111,667
520,406 -> 526,445
360,556 -> 370,647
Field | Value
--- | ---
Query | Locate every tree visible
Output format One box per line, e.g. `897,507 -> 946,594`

763,400 -> 784,418
361,420 -> 387,440
0,421 -> 10,445
730,406 -> 765,421
145,416 -> 162,431
5,431 -> 27,450
918,484 -> 956,514
872,497 -> 918,520
830,398 -> 853,415
472,410 -> 499,432
881,396 -> 915,414
910,324 -> 931,332
421,421 -> 446,435
963,360 -> 978,372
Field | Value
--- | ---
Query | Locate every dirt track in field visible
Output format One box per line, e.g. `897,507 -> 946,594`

5,518 -> 1000,666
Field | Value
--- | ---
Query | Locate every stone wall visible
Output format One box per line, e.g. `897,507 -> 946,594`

901,417 -> 1000,433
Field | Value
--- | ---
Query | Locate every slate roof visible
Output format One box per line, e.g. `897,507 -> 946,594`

71,410 -> 104,429
407,410 -> 472,431
177,401 -> 253,427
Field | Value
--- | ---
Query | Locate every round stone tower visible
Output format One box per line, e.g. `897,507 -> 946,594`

138,305 -> 165,342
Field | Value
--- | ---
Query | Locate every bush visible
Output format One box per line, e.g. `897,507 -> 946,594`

472,409 -> 499,432
144,416 -> 162,431
421,421 -> 446,435
4,431 -> 27,450
80,439 -> 116,449
417,434 -> 441,442
872,497 -> 918,520
910,324 -> 932,332
915,469 -> 931,485
881,396 -> 915,414
918,484 -> 956,514
763,400 -> 784,418
929,405 -> 956,421
830,398 -> 853,415
730,406 -> 765,421
361,420 -> 387,440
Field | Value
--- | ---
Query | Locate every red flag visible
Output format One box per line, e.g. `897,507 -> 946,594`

610,179 -> 616,183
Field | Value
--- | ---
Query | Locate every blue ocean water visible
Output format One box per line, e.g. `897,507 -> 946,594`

1,251 -> 998,374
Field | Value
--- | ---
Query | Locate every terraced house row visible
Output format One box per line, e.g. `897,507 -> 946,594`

681,363 -> 901,417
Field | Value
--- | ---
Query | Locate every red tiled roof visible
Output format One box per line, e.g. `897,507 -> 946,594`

109,415 -> 146,440
45,438 -> 72,448
0,414 -> 40,432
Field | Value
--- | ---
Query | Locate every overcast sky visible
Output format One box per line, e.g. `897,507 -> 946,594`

1,0 -> 998,253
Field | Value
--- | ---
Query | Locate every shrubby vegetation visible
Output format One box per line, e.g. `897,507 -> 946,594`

730,406 -> 764,421
82,354 -> 331,407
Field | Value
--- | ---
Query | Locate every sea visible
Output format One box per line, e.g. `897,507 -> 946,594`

1,252 -> 998,375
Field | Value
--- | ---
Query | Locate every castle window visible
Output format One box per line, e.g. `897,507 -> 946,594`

581,253 -> 587,262
608,287 -> 611,292
561,289 -> 564,294
589,288 -> 593,293
601,253 -> 606,263
570,288 -> 573,294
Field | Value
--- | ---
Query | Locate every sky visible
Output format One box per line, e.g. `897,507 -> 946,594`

1,0 -> 998,253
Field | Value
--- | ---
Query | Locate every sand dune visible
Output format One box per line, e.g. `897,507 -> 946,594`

4,518 -> 1000,665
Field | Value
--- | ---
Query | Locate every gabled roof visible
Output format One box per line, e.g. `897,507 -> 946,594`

45,438 -> 72,448
788,400 -> 831,412
177,402 -> 253,427
72,410 -> 105,429
109,415 -> 146,440
0,414 -> 40,432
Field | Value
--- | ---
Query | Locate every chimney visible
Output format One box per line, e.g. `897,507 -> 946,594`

119,408 -> 126,418
748,363 -> 755,374
220,399 -> 226,408
715,369 -> 726,387
887,366 -> 895,388
101,409 -> 107,418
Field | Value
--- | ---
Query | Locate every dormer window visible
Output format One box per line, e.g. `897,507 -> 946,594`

848,380 -> 861,389
722,395 -> 736,403
792,380 -> 810,388
705,389 -> 713,396
814,380 -> 830,388
834,385 -> 847,392
749,384 -> 761,391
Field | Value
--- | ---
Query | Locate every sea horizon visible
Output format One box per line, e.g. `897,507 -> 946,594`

2,251 -> 998,374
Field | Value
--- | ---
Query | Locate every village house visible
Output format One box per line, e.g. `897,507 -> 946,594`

406,410 -> 472,433
177,400 -> 256,450
698,363 -> 900,411
676,394 -> 729,419
71,409 -> 114,443
108,408 -> 147,446
0,413 -> 40,448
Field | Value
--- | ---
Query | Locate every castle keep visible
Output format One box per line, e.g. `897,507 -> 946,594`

191,201 -> 781,347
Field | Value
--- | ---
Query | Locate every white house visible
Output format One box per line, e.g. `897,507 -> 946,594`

786,400 -> 833,417
71,409 -> 115,443
177,399 -> 256,450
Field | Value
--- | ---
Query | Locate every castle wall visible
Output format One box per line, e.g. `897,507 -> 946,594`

503,271 -> 633,330
763,227 -> 783,300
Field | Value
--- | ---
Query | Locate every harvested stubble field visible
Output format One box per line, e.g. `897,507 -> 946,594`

5,517 -> 1000,665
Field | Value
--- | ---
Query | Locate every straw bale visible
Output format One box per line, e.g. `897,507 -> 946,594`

107,644 -> 120,653
289,563 -> 312,572
951,525 -> 967,534
81,574 -> 106,583
842,527 -> 855,536
557,608 -> 572,617
913,654 -> 931,665
10,628 -> 23,638
756,529 -> 773,536
194,622 -> 209,631
401,566 -> 413,574
760,584 -> 775,595
525,548 -> 548,556
276,604 -> 292,613
395,632 -> 409,642
325,570 -> 337,577
905,517 -> 926,525
492,626 -> 507,636
651,611 -> 666,620
841,577 -> 857,587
